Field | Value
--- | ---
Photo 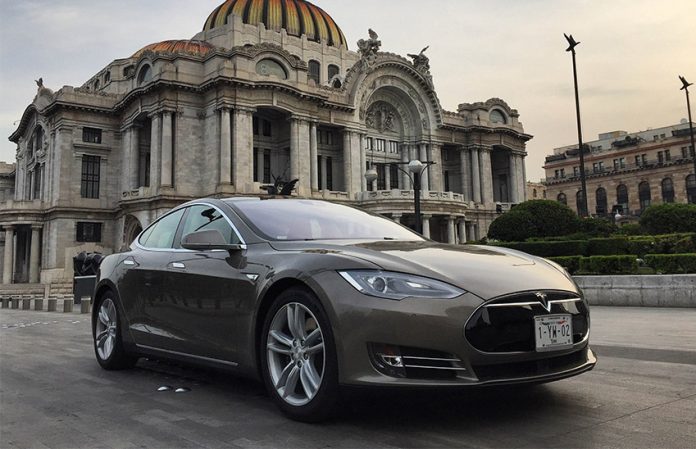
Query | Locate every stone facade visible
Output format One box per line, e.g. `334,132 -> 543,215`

526,181 -> 546,201
1,0 -> 531,286
543,123 -> 696,217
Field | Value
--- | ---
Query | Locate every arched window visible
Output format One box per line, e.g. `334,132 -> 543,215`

328,64 -> 339,80
557,193 -> 567,205
639,181 -> 651,212
308,60 -> 321,85
104,71 -> 111,83
490,109 -> 506,124
617,184 -> 629,214
661,178 -> 675,203
576,190 -> 587,216
687,174 -> 696,204
533,188 -> 537,198
256,59 -> 287,80
94,79 -> 100,90
596,187 -> 607,215
137,65 -> 152,85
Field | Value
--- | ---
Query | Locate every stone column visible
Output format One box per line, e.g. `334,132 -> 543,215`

233,108 -> 255,192
256,148 -> 265,183
430,143 -> 443,192
219,108 -> 232,185
130,126 -> 140,189
457,219 -> 467,245
419,143 -> 429,190
480,149 -> 493,205
401,144 -> 410,189
446,216 -> 456,244
296,119 -> 311,196
149,113 -> 161,190
422,214 -> 432,239
310,122 -> 318,191
518,155 -> 527,202
290,118 -> 300,183
385,165 -> 391,190
29,226 -> 42,284
392,213 -> 402,224
320,156 -> 328,190
471,148 -> 481,203
509,152 -> 519,203
342,130 -> 352,194
360,134 -> 367,192
160,111 -> 173,188
120,128 -> 131,192
460,147 -> 471,200
2,226 -> 14,285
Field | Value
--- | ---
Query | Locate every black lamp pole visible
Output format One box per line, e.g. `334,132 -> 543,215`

565,33 -> 589,217
413,171 -> 422,234
680,76 -> 696,177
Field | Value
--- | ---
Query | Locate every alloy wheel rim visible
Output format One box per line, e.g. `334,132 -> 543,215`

95,298 -> 117,361
267,302 -> 325,406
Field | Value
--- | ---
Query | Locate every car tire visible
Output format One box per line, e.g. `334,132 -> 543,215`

93,291 -> 138,370
261,286 -> 340,422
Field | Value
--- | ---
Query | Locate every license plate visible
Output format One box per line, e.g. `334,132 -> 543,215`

534,314 -> 573,352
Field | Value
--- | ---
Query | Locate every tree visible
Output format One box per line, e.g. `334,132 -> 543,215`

488,200 -> 581,241
639,203 -> 696,234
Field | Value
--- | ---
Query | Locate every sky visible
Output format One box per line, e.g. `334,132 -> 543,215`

1,0 -> 694,181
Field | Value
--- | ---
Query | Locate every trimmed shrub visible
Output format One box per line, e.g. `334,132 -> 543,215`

579,217 -> 618,237
615,223 -> 644,236
500,240 -> 588,257
639,203 -> 696,234
549,256 -> 582,274
587,237 -> 630,255
579,256 -> 638,274
488,200 -> 580,241
644,254 -> 696,274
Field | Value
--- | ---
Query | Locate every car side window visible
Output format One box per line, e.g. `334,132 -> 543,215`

179,205 -> 240,246
139,209 -> 186,249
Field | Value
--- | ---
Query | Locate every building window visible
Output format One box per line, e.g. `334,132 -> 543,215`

366,137 -> 374,151
686,174 -> 696,204
104,71 -> 111,83
256,59 -> 287,79
263,151 -> 271,184
533,188 -> 538,198
557,193 -> 567,205
253,117 -> 259,135
639,181 -> 651,212
33,165 -> 42,200
560,168 -> 565,178
661,178 -> 675,203
665,149 -> 671,161
489,109 -> 506,124
390,165 -> 399,189
137,65 -> 152,85
327,64 -> 339,80
596,187 -> 607,215
81,155 -> 100,199
389,141 -> 399,153
326,157 -> 333,190
657,151 -> 664,164
617,184 -> 629,214
308,60 -> 321,85
76,222 -> 102,243
576,190 -> 587,216
377,165 -> 386,190
262,120 -> 272,137
376,139 -> 386,152
444,170 -> 450,192
573,166 -> 579,177
82,127 -> 102,144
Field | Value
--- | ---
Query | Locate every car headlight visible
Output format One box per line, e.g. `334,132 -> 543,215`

338,270 -> 465,300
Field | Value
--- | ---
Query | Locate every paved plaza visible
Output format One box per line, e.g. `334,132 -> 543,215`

1,306 -> 695,448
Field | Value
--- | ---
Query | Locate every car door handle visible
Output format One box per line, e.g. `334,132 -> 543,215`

170,262 -> 186,269
123,260 -> 136,266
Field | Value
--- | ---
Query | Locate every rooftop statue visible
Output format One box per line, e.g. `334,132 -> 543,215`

357,29 -> 381,65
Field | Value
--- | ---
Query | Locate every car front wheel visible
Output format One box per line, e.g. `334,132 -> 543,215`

261,287 -> 339,422
93,292 -> 138,370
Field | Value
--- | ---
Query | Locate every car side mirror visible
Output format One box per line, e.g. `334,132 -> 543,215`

181,230 -> 244,251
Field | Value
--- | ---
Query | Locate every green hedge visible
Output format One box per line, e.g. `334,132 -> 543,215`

579,256 -> 638,274
587,237 -> 630,255
644,254 -> 696,274
548,256 -> 582,275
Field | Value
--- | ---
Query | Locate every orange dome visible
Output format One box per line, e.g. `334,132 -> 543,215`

132,40 -> 217,58
204,0 -> 347,47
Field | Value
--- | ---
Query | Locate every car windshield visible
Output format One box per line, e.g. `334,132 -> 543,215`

231,199 -> 424,242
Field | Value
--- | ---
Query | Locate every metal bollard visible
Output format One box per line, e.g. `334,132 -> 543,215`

11,298 -> 20,309
63,299 -> 73,313
34,299 -> 44,311
47,299 -> 58,312
80,298 -> 91,314
22,298 -> 32,310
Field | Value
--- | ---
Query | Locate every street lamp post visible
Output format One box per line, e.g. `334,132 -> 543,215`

565,33 -> 589,217
679,76 -> 696,177
364,159 -> 435,235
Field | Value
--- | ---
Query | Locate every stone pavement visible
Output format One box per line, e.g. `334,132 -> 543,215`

1,306 -> 695,448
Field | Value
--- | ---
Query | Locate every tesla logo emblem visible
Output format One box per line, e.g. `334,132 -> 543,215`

535,292 -> 552,312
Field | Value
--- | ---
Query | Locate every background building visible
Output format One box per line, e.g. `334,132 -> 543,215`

1,0 -> 531,288
526,181 -> 546,201
543,121 -> 696,217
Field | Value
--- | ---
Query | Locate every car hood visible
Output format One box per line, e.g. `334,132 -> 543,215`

269,240 -> 578,300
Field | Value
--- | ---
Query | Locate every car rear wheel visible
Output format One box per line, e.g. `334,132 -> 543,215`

261,287 -> 339,422
93,292 -> 138,370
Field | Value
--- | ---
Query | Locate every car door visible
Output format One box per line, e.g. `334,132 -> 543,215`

121,208 -> 186,350
165,204 -> 257,362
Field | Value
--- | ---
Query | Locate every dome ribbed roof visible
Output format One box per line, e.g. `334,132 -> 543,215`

203,0 -> 347,47
132,40 -> 217,58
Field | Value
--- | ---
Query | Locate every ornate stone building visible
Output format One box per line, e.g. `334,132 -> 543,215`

543,121 -> 696,218
1,0 -> 530,287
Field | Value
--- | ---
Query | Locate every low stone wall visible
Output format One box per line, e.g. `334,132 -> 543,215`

574,275 -> 696,307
